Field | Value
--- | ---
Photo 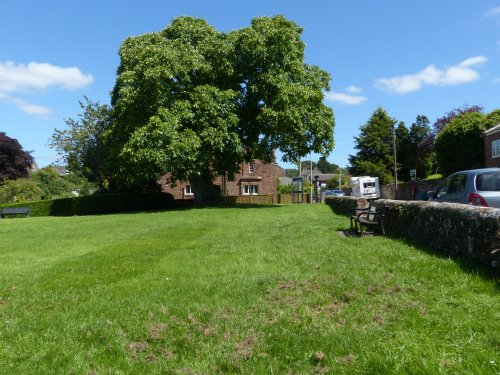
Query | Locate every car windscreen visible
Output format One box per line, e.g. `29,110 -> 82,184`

476,172 -> 500,191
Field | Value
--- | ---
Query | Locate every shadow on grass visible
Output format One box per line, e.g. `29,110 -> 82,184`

394,235 -> 499,286
334,218 -> 499,284
327,205 -> 499,283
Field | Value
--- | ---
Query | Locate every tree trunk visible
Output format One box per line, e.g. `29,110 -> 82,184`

189,171 -> 223,206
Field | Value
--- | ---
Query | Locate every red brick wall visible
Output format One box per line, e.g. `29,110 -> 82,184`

485,131 -> 500,168
160,161 -> 285,199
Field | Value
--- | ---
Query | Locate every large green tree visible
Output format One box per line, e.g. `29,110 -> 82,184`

406,115 -> 433,179
316,156 -> 340,174
104,16 -> 334,203
434,111 -> 487,176
348,108 -> 395,184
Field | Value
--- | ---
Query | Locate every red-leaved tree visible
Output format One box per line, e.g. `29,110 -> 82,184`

0,132 -> 34,182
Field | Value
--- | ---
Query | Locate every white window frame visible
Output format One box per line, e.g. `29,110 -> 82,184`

184,185 -> 194,195
492,139 -> 500,158
243,185 -> 259,195
249,161 -> 255,174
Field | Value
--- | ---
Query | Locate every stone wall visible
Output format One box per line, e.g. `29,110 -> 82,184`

380,179 -> 442,200
325,196 -> 500,268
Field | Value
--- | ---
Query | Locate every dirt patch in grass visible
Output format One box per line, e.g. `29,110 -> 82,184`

336,354 -> 356,364
148,323 -> 168,340
372,316 -> 384,326
186,314 -> 217,337
127,341 -> 149,359
231,333 -> 260,360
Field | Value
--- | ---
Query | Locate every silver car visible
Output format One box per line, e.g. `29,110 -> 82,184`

429,168 -> 500,208
324,189 -> 345,197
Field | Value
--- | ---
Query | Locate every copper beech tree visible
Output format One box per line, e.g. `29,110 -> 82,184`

0,132 -> 34,182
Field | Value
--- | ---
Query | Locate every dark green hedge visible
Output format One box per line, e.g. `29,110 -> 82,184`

0,192 -> 175,217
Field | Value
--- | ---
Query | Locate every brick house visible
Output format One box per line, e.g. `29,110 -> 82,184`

484,123 -> 500,168
160,160 -> 286,199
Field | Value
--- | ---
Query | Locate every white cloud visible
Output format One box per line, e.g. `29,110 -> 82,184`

484,6 -> 500,18
0,92 -> 52,117
0,61 -> 93,117
324,91 -> 367,105
0,61 -> 93,93
345,85 -> 362,94
375,56 -> 488,94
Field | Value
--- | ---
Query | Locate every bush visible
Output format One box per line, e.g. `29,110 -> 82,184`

0,179 -> 43,204
0,192 -> 175,217
29,167 -> 78,200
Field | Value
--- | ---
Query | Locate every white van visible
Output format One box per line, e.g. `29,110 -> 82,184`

350,176 -> 380,199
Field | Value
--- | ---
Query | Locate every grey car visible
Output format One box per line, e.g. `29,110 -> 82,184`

324,189 -> 345,197
428,168 -> 500,208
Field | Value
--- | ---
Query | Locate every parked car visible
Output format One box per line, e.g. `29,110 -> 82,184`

427,168 -> 500,208
324,189 -> 345,197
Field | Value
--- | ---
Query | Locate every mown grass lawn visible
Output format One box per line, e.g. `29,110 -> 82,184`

0,204 -> 498,374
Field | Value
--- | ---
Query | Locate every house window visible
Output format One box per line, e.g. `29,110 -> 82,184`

184,185 -> 193,195
492,139 -> 500,158
249,161 -> 255,174
243,185 -> 259,195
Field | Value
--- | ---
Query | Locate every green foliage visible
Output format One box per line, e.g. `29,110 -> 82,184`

434,111 -> 488,176
276,179 -> 292,194
316,155 -> 339,173
348,108 -> 396,184
394,121 -> 410,181
50,97 -> 110,184
284,168 -> 298,178
326,174 -> 348,189
105,16 -> 334,201
0,192 -> 175,217
29,167 -> 77,200
0,178 -> 43,204
485,109 -> 500,128
407,115 -> 433,179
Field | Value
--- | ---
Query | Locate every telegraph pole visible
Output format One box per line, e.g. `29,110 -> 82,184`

392,123 -> 398,199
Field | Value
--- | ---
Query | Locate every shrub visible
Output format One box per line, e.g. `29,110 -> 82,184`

0,179 -> 43,204
0,192 -> 175,217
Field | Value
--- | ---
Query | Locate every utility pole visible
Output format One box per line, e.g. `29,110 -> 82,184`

392,122 -> 398,199
338,167 -> 342,190
310,154 -> 313,203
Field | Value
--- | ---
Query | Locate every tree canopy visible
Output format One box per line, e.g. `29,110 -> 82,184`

348,107 -> 395,184
50,97 -> 110,184
0,132 -> 34,182
103,16 -> 335,203
434,111 -> 488,176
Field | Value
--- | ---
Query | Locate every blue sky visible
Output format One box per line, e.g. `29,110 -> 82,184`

1,0 -> 499,169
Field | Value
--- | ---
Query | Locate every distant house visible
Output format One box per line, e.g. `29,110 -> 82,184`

160,160 -> 286,199
300,167 -> 336,187
484,124 -> 500,168
52,165 -> 69,176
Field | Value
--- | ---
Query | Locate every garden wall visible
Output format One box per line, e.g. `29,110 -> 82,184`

326,196 -> 500,268
223,194 -> 311,205
380,179 -> 442,200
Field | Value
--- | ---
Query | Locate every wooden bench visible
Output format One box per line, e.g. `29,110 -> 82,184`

0,207 -> 30,218
350,205 -> 385,236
